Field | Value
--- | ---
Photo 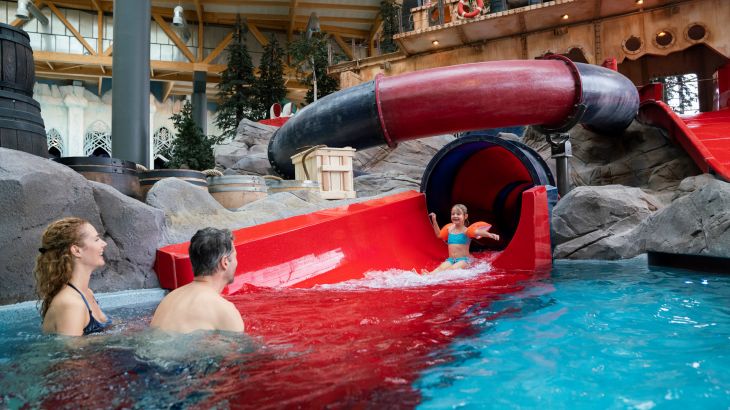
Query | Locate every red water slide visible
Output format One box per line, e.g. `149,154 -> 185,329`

156,57 -> 640,290
638,101 -> 730,181
155,188 -> 552,292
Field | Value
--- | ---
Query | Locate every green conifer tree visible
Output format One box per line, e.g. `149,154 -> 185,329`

380,1 -> 401,54
254,35 -> 287,119
289,32 -> 342,104
215,16 -> 258,140
163,100 -> 215,170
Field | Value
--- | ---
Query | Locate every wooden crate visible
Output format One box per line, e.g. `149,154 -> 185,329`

291,146 -> 356,199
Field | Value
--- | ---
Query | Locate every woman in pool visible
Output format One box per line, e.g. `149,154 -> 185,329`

35,217 -> 111,336
427,204 -> 499,273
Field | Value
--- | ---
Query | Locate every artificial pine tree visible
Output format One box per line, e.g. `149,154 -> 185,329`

163,100 -> 216,170
215,16 -> 259,140
253,35 -> 287,119
289,32 -> 342,104
654,74 -> 700,114
380,1 -> 401,54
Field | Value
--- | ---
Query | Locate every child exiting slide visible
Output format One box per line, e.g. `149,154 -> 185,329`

427,204 -> 499,274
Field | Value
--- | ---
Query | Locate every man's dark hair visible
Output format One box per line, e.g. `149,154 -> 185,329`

189,227 -> 234,277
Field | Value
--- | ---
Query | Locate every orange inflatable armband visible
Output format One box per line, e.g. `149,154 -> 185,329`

438,223 -> 454,241
466,221 -> 492,238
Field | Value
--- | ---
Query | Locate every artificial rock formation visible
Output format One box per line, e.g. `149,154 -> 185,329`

0,149 -> 161,304
551,176 -> 730,260
215,119 -> 454,196
551,185 -> 663,259
523,120 -> 701,201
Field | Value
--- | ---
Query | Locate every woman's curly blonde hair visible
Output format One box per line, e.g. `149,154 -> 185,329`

34,217 -> 89,319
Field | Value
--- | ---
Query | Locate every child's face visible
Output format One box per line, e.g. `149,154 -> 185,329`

451,208 -> 467,225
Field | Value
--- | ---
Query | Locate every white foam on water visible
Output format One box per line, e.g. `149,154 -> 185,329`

315,261 -> 494,290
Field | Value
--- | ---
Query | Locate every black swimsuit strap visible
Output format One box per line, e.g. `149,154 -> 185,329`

66,283 -> 92,313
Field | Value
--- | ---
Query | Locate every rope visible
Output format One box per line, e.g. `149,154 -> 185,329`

202,169 -> 224,177
295,144 -> 327,180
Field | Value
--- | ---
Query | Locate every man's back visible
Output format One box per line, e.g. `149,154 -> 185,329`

151,282 -> 244,333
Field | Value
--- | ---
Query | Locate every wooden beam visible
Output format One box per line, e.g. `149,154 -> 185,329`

46,61 -> 54,70
162,81 -> 175,102
58,64 -> 85,71
319,24 -> 370,39
103,43 -> 112,56
99,64 -> 105,74
96,9 -> 103,54
332,34 -> 353,60
46,1 -> 97,55
34,50 -> 111,65
97,76 -> 102,95
33,50 -> 225,74
155,71 -> 183,79
302,16 -> 372,24
89,0 -> 101,12
298,2 -> 379,12
203,31 -> 233,64
194,0 -> 204,61
152,13 -> 196,63
287,0 -> 299,41
248,22 -> 269,47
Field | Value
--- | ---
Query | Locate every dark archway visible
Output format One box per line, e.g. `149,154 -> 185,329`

48,146 -> 61,159
562,47 -> 589,64
619,44 -> 729,112
90,147 -> 111,158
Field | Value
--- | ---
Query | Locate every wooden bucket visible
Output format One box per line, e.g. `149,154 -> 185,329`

53,157 -> 141,199
138,169 -> 208,199
0,24 -> 46,158
207,175 -> 268,210
265,179 -> 321,194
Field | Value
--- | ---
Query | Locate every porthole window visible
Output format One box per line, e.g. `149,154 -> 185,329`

623,35 -> 643,53
686,23 -> 707,42
654,30 -> 674,48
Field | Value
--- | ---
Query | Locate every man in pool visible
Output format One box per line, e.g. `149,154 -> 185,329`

151,227 -> 245,333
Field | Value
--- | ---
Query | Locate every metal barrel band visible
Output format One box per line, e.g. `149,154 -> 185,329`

208,186 -> 268,193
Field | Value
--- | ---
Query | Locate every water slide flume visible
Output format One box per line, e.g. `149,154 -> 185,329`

155,189 -> 551,293
155,57 -> 639,289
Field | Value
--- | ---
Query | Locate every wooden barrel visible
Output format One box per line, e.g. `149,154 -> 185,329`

0,23 -> 36,96
208,175 -> 268,210
0,24 -> 46,158
0,90 -> 46,157
138,169 -> 208,199
265,179 -> 321,194
53,157 -> 141,199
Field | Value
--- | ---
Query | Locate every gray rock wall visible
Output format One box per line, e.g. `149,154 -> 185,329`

0,149 -> 162,304
523,120 -> 701,199
552,176 -> 730,261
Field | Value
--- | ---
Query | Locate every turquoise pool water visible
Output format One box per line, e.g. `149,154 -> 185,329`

0,258 -> 728,408
417,258 -> 730,409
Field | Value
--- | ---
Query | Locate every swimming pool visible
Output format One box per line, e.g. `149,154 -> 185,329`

1,257 -> 728,408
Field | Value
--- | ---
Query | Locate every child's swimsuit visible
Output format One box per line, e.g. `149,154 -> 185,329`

446,231 -> 470,264
67,283 -> 111,335
447,231 -> 469,245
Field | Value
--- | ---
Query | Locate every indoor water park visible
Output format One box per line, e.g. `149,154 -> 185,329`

1,0 -> 729,408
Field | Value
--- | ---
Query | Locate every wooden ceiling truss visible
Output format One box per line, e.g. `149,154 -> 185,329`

10,0 -> 384,99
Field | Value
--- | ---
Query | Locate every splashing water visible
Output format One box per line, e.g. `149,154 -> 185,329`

2,258 -> 729,408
